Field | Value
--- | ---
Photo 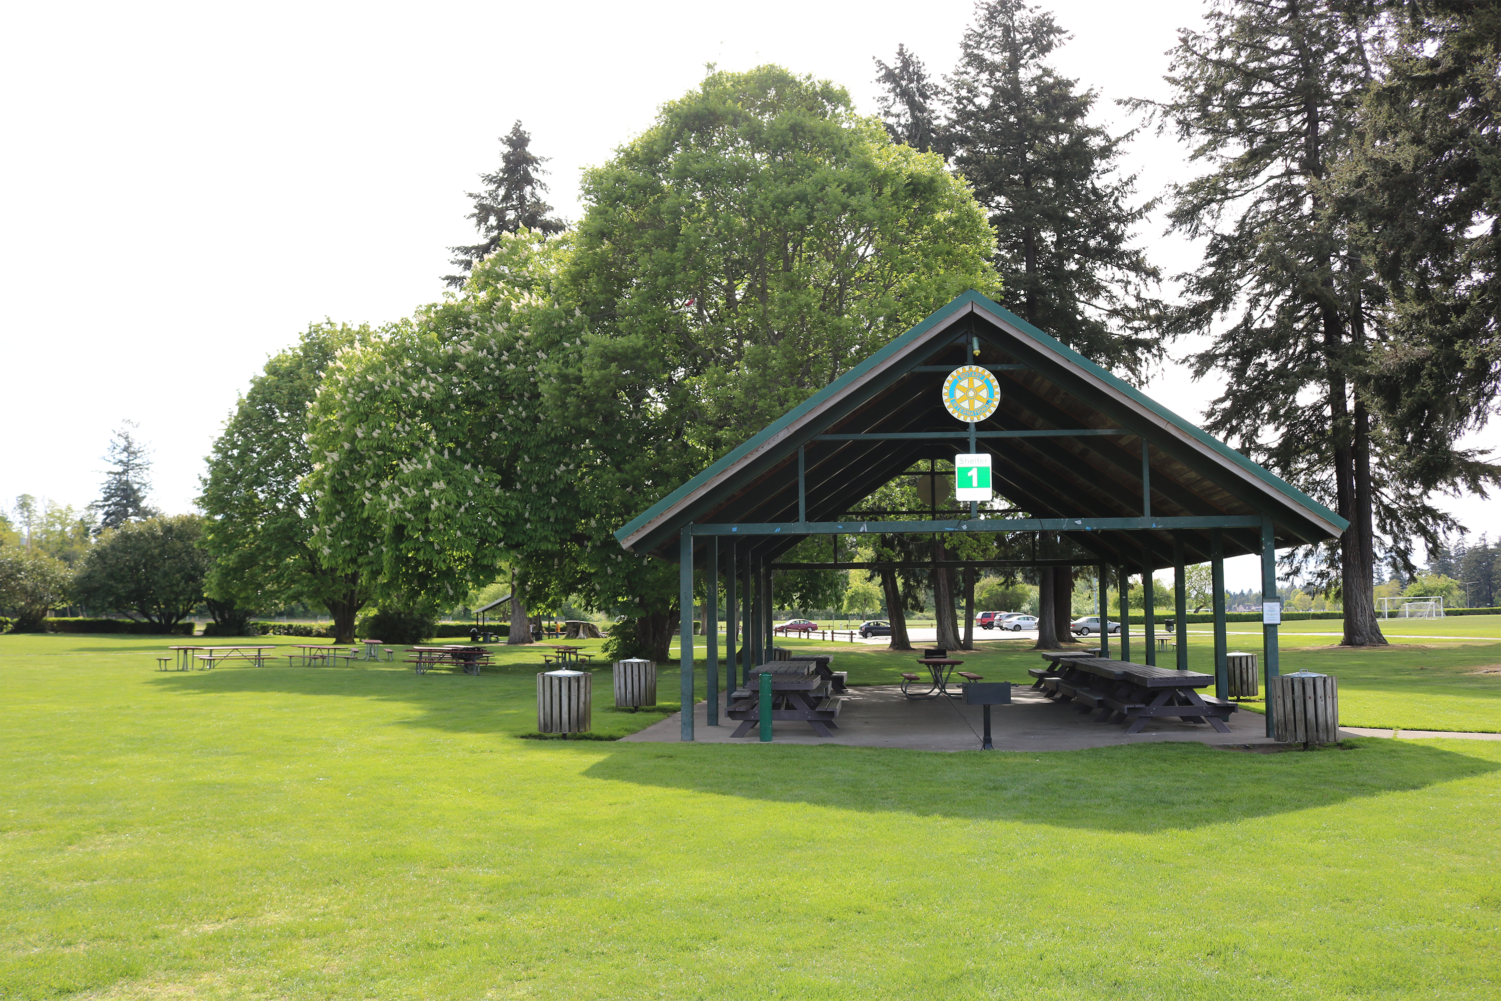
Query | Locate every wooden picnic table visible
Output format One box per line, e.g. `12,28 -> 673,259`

195,645 -> 278,669
728,661 -> 842,737
1042,657 -> 1236,734
407,645 -> 491,676
903,657 -> 965,699
1028,648 -> 1102,687
544,645 -> 591,667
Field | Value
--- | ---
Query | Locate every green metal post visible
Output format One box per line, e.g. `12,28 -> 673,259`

1097,562 -> 1110,659
725,543 -> 737,700
1211,529 -> 1228,700
742,554 -> 753,686
1174,534 -> 1188,670
1261,515 -> 1280,738
749,554 -> 761,670
679,527 -> 695,742
1118,564 -> 1131,662
706,536 -> 718,726
1142,546 -> 1157,666
762,562 -> 774,658
758,669 -> 773,742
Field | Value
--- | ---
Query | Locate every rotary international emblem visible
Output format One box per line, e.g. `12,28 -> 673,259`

942,365 -> 1000,422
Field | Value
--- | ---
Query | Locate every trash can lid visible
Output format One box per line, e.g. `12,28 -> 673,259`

543,669 -> 588,677
1283,670 -> 1326,678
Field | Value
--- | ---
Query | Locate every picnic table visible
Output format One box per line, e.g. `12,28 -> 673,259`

903,657 -> 967,699
1041,657 -> 1236,734
288,644 -> 340,667
728,661 -> 842,737
1028,648 -> 1102,688
407,645 -> 491,676
195,645 -> 277,669
543,645 -> 593,667
360,639 -> 392,662
167,645 -> 204,671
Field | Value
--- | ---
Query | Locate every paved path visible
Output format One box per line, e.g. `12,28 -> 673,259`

1340,727 -> 1501,741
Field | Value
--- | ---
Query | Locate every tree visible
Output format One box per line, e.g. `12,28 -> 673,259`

444,121 -> 565,286
10,497 -> 92,565
1402,572 -> 1465,607
976,577 -> 1032,613
199,322 -> 375,644
948,0 -> 1164,381
874,44 -> 944,152
1184,563 -> 1215,612
1344,0 -> 1501,500
0,512 -> 18,549
92,421 -> 157,532
0,548 -> 72,632
310,66 -> 999,662
72,515 -> 208,629
842,573 -> 884,618
1143,0 -> 1405,646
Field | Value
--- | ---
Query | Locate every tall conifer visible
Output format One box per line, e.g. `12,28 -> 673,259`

445,121 -> 564,286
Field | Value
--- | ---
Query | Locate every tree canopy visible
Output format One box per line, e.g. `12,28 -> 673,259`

72,515 -> 208,629
445,121 -> 565,286
92,422 -> 157,533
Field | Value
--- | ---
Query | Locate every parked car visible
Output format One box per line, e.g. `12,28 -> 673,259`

976,610 -> 1005,630
774,618 -> 818,635
1070,616 -> 1121,636
1002,614 -> 1038,631
858,620 -> 891,638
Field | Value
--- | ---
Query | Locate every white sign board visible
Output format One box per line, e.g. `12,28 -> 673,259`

954,453 -> 992,502
1263,601 -> 1282,625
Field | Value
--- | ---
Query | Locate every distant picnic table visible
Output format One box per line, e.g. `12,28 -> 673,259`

407,645 -> 491,676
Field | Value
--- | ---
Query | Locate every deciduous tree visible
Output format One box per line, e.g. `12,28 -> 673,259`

200,322 -> 376,644
0,547 -> 72,632
72,515 -> 208,629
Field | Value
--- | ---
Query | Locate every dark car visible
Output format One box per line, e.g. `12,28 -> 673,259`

859,620 -> 891,638
774,618 -> 818,635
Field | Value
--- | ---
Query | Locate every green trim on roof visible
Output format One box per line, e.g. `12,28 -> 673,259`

614,290 -> 1346,546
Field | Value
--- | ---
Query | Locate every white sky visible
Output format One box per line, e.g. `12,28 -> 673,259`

2,0 -> 1495,592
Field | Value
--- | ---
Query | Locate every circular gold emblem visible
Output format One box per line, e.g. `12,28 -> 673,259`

942,365 -> 1001,422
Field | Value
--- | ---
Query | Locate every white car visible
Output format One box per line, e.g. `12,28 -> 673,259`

1002,614 -> 1038,631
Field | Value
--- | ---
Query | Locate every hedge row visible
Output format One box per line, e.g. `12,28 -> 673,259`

43,618 -> 196,635
1149,607 -> 1501,625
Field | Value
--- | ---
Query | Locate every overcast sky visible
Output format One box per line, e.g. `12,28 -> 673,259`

2,0 -> 1495,592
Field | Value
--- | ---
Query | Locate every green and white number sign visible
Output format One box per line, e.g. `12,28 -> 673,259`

954,453 -> 992,502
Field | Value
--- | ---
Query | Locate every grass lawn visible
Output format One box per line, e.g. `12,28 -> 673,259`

3,633 -> 1501,999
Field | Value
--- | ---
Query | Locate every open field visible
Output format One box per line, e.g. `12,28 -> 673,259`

3,633 -> 1501,999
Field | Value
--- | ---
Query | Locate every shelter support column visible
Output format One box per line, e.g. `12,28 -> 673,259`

749,554 -> 761,669
679,527 -> 695,742
725,543 -> 737,701
1261,515 -> 1280,738
762,561 -> 774,657
742,553 -> 754,685
705,536 -> 718,726
1097,562 -> 1110,659
1211,529 -> 1228,700
1117,564 -> 1131,662
1173,534 -> 1188,670
1141,542 -> 1156,666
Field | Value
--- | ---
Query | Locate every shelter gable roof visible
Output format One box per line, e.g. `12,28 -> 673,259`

615,291 -> 1346,567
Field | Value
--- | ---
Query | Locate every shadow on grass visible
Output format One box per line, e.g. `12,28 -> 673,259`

580,738 -> 1498,832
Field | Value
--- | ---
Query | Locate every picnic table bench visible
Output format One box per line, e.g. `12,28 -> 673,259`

543,645 -> 594,667
1042,656 -> 1236,733
728,661 -> 842,738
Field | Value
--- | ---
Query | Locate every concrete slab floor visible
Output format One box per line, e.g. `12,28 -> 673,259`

619,685 -> 1298,752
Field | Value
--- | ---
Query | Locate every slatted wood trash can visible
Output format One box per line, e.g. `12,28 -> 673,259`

613,658 -> 656,710
1227,651 -> 1259,699
1271,671 -> 1339,746
538,669 -> 591,734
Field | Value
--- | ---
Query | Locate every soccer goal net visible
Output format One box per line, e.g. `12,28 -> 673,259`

1378,596 -> 1445,619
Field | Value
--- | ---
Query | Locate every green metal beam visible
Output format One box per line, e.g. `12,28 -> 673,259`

693,516 -> 1263,536
813,429 -> 1131,442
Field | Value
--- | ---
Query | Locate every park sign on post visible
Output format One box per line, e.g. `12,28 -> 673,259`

954,453 -> 992,502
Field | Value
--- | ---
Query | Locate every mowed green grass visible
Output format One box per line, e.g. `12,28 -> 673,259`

2,635 -> 1501,999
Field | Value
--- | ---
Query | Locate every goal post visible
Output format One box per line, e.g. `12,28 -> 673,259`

1377,596 -> 1445,619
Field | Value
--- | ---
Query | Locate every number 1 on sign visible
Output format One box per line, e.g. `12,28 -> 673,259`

954,453 -> 992,502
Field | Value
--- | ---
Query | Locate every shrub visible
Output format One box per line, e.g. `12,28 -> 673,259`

602,617 -> 653,662
44,618 -> 195,635
0,549 -> 73,632
250,622 -> 333,638
357,608 -> 438,646
202,620 -> 264,637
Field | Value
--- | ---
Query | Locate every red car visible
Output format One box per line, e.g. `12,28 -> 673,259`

774,618 -> 818,635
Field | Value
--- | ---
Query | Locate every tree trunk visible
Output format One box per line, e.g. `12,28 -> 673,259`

1347,386 -> 1387,644
880,567 -> 912,651
1054,565 -> 1076,642
325,573 -> 363,644
961,565 -> 976,650
1034,566 -> 1061,649
507,569 -> 532,645
637,609 -> 674,663
933,538 -> 962,650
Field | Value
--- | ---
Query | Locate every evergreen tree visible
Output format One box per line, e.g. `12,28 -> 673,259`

947,0 -> 1163,380
444,121 -> 565,287
1345,0 -> 1501,492
1143,0 -> 1402,646
873,44 -> 943,153
92,421 -> 157,533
